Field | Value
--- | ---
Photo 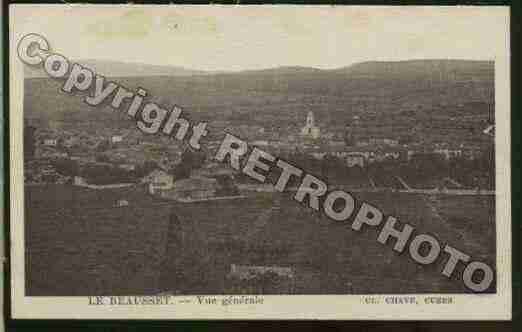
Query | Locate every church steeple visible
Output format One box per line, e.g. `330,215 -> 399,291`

306,111 -> 314,127
301,111 -> 320,139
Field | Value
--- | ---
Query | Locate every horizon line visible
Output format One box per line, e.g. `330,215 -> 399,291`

24,57 -> 495,77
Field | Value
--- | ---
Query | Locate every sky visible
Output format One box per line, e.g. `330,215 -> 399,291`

10,5 -> 510,71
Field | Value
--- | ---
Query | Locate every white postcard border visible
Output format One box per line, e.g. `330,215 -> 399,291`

8,5 -> 512,320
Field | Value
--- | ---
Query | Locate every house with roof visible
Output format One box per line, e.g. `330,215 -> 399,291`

141,168 -> 174,191
157,176 -> 218,201
43,137 -> 58,147
434,148 -> 463,160
111,135 -> 124,144
346,152 -> 365,168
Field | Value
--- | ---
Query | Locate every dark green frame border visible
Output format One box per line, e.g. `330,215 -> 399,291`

2,0 -> 519,330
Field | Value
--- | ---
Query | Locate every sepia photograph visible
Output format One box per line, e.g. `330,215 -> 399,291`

8,5 -> 511,320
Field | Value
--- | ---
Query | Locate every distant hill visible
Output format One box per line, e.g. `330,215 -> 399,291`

24,59 -> 494,134
334,60 -> 493,79
25,58 -> 493,80
24,59 -> 215,78
238,66 -> 325,76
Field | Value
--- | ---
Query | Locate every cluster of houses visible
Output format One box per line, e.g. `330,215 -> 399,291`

24,160 -> 71,185
24,164 -> 234,204
264,111 -> 487,168
25,110 -> 491,196
66,164 -> 237,203
247,139 -> 478,170
139,163 -> 240,201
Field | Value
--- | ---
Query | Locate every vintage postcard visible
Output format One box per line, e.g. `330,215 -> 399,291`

8,5 -> 511,320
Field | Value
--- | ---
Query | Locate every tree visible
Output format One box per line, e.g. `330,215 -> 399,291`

172,148 -> 205,180
215,175 -> 239,196
95,154 -> 111,163
95,139 -> 110,152
52,158 -> 79,176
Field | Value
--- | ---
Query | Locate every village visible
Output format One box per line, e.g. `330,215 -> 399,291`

21,63 -> 498,296
22,104 -> 495,206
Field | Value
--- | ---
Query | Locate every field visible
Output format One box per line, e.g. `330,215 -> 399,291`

25,185 -> 495,295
